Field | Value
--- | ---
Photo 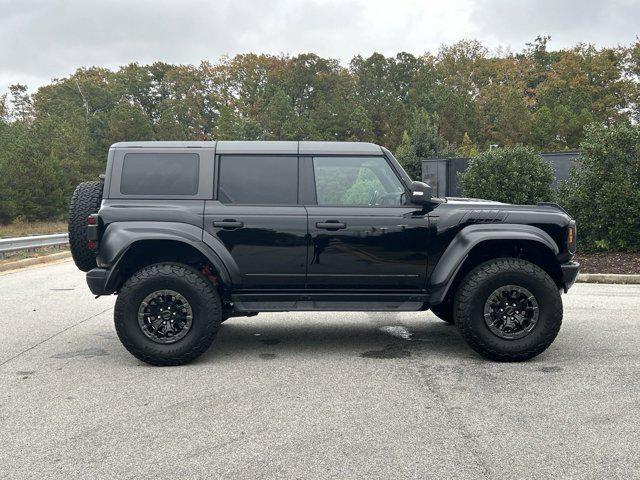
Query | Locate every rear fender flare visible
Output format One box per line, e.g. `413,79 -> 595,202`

428,224 -> 559,305
98,222 -> 240,291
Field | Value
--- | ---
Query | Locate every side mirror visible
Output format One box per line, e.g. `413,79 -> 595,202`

409,181 -> 433,205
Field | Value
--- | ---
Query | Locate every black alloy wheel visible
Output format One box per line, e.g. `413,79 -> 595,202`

137,289 -> 194,344
483,285 -> 539,340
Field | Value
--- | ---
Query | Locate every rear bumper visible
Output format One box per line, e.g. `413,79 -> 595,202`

561,261 -> 580,292
86,268 -> 113,296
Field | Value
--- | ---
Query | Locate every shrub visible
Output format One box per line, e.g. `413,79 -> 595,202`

458,145 -> 554,204
558,122 -> 640,252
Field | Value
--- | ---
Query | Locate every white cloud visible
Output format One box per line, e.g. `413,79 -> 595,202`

0,0 -> 637,94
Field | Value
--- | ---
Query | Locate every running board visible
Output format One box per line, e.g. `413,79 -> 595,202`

231,292 -> 428,312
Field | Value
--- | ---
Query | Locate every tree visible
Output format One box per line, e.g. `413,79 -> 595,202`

107,102 -> 154,144
458,132 -> 479,157
349,53 -> 408,147
433,40 -> 486,145
0,122 -> 17,223
458,145 -> 554,204
8,84 -> 33,122
395,131 -> 420,179
0,121 -> 67,221
347,105 -> 375,142
558,122 -> 640,251
535,45 -> 632,148
629,41 -> 640,123
395,109 -> 456,179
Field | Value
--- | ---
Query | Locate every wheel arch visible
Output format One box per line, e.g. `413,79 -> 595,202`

98,222 -> 237,294
429,224 -> 561,305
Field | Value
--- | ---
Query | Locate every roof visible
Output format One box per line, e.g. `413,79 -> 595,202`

110,141 -> 383,156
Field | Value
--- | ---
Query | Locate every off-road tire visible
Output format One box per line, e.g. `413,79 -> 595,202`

68,180 -> 103,272
114,263 -> 222,366
454,258 -> 562,361
430,301 -> 454,324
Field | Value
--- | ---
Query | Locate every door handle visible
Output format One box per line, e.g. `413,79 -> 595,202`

316,221 -> 346,230
213,219 -> 244,229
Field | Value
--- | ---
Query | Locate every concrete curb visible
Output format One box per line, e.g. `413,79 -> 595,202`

576,273 -> 640,285
0,251 -> 71,273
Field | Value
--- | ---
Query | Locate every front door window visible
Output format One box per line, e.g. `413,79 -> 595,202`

313,156 -> 405,206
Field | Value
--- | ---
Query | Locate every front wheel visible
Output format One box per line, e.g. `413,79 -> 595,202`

114,263 -> 221,366
454,258 -> 562,361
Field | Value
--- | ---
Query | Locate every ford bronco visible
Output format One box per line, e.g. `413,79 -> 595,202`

68,141 -> 579,365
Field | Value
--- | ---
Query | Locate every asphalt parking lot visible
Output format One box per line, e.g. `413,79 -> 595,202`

1,260 -> 639,479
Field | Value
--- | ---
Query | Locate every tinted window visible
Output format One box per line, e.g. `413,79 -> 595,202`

218,156 -> 298,204
313,156 -> 405,206
121,153 -> 199,195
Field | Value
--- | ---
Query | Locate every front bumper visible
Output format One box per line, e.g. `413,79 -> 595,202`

86,268 -> 112,296
560,261 -> 580,292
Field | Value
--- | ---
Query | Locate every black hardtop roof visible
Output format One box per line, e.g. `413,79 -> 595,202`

110,141 -> 383,156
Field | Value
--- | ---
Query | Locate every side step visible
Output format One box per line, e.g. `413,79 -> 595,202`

231,292 -> 428,312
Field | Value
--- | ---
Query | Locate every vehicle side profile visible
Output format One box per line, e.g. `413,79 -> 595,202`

68,141 -> 579,365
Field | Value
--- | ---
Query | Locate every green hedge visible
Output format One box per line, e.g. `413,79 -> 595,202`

558,123 -> 640,252
458,145 -> 554,205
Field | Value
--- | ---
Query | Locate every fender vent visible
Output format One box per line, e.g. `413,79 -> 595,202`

460,210 -> 508,224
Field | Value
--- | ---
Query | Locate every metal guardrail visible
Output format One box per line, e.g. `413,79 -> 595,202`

0,233 -> 69,257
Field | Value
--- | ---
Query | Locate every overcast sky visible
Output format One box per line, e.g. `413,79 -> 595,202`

1,0 -> 638,94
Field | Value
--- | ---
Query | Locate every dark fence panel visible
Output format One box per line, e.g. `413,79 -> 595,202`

421,151 -> 580,197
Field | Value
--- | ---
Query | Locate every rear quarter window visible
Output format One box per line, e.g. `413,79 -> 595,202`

120,153 -> 200,195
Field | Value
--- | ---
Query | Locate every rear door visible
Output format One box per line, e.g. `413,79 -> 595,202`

203,154 -> 307,290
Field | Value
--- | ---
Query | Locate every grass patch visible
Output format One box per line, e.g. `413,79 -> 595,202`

0,220 -> 67,238
0,245 -> 69,264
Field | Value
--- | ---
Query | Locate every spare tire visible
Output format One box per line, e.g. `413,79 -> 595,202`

68,180 -> 103,272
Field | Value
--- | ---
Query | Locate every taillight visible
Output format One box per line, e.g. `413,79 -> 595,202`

86,214 -> 100,246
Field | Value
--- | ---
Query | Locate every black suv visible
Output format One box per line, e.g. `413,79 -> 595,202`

68,141 -> 579,365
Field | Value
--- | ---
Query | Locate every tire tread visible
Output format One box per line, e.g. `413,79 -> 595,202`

454,257 -> 562,361
114,263 -> 221,366
68,180 -> 103,272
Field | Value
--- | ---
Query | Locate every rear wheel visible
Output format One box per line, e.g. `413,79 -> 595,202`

68,180 -> 103,272
114,263 -> 221,366
454,258 -> 562,361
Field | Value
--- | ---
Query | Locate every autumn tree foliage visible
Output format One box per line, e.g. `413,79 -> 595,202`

0,38 -> 639,223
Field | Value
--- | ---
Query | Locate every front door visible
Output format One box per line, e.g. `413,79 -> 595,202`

203,154 -> 307,290
305,156 -> 429,291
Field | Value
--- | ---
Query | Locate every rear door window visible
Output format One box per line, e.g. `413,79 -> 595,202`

120,153 -> 200,195
218,156 -> 298,204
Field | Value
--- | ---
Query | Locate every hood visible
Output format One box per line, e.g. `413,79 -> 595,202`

443,197 -> 572,217
444,197 -> 507,206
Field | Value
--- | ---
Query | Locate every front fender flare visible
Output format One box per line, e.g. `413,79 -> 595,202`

97,222 -> 239,292
428,224 -> 559,305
